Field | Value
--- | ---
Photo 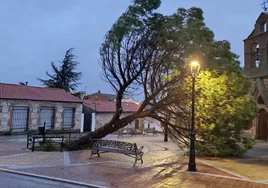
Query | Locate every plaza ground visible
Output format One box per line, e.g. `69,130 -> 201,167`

0,134 -> 267,187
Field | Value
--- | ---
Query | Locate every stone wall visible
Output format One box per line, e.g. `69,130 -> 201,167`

95,113 -> 142,130
0,101 -> 11,131
0,99 -> 82,132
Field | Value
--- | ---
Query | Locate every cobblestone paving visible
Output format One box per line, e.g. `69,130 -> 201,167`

0,136 -> 30,158
0,149 -> 30,157
0,152 -> 64,166
0,135 -> 64,166
15,162 -> 268,188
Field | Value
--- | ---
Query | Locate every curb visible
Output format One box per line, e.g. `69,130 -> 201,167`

0,160 -> 132,170
199,160 -> 251,180
180,170 -> 268,185
196,161 -> 268,185
0,168 -> 108,188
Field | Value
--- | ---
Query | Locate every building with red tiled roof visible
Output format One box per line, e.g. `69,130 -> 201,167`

0,83 -> 82,103
86,90 -> 139,103
83,100 -> 162,132
83,100 -> 142,131
0,83 -> 83,133
83,100 -> 139,113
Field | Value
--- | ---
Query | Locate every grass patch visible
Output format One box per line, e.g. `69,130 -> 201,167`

200,157 -> 268,180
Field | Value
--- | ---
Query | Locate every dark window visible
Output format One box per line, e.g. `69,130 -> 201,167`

251,43 -> 260,68
261,22 -> 267,32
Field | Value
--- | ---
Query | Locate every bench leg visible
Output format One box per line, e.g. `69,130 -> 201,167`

140,155 -> 143,164
133,155 -> 138,166
90,150 -> 94,158
90,150 -> 100,159
27,134 -> 29,148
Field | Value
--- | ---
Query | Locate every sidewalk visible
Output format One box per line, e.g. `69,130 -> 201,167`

4,160 -> 268,188
0,134 -> 267,187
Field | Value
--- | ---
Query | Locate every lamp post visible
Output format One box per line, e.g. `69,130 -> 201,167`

188,61 -> 200,172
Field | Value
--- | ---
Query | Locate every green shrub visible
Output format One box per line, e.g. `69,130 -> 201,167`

242,138 -> 255,150
64,139 -> 98,151
3,131 -> 11,136
40,139 -> 57,152
64,140 -> 80,151
196,137 -> 255,157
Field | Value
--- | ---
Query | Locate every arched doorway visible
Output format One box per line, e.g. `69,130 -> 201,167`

257,109 -> 268,140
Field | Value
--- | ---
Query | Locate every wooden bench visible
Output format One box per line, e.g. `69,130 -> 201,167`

143,128 -> 156,136
117,128 -> 136,138
90,139 -> 144,166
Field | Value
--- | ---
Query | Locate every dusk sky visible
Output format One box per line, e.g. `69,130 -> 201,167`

0,0 -> 263,97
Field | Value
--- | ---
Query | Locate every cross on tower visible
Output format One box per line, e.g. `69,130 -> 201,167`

262,0 -> 268,12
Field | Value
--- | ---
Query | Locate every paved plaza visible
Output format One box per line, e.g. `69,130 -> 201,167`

0,134 -> 268,187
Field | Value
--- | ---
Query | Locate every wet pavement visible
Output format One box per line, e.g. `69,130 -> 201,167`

0,134 -> 267,187
245,140 -> 268,159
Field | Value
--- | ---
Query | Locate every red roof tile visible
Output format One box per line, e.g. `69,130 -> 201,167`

0,83 -> 82,103
83,100 -> 140,113
144,117 -> 153,123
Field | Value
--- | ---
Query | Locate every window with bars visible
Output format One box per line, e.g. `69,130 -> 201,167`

40,107 -> 54,129
12,106 -> 29,132
63,108 -> 75,128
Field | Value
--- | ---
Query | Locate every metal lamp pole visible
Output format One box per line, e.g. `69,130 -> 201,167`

188,61 -> 200,172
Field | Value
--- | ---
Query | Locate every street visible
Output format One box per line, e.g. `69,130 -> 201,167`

0,171 -> 98,188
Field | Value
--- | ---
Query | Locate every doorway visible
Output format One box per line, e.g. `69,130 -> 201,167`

257,109 -> 268,140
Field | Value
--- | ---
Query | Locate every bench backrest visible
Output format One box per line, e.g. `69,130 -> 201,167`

118,128 -> 135,133
92,140 -> 137,152
144,128 -> 155,132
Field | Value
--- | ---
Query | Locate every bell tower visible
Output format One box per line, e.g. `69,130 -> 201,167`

244,12 -> 268,78
244,0 -> 268,140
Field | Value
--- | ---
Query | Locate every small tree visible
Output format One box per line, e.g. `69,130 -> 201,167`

185,70 -> 258,157
38,48 -> 82,92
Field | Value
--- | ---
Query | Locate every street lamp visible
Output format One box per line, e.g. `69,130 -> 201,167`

188,61 -> 200,172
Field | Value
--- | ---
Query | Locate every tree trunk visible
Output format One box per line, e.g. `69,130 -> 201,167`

72,114 -> 137,148
164,124 -> 168,142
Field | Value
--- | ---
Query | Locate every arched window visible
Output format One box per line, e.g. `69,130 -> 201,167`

261,22 -> 267,32
251,43 -> 260,67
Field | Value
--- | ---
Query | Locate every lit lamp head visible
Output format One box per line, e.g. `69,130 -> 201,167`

190,61 -> 200,77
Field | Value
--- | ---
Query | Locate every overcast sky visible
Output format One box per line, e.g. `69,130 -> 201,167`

0,0 -> 263,96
